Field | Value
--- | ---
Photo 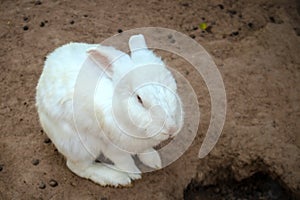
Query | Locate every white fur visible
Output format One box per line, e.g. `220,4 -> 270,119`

36,35 -> 183,187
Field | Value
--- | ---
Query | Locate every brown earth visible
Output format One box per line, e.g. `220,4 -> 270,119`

0,0 -> 299,199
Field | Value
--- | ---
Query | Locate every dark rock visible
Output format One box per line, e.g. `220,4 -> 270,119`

34,0 -> 42,5
189,34 -> 196,39
23,26 -> 29,31
31,159 -> 40,166
49,179 -> 58,187
218,4 -> 224,10
44,138 -> 51,144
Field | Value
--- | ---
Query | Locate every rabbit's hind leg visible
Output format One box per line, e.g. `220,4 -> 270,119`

66,160 -> 132,187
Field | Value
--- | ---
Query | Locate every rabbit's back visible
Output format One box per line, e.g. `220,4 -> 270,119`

36,43 -> 98,118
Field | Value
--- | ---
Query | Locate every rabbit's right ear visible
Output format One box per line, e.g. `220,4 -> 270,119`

87,49 -> 114,78
129,34 -> 148,52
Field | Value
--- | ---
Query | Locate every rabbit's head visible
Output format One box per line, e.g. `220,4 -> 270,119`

88,35 -> 183,149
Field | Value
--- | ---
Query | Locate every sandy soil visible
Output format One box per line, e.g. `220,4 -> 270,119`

0,0 -> 299,199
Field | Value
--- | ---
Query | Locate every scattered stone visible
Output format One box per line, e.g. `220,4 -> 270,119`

248,22 -> 253,28
269,16 -> 275,23
117,29 -> 123,33
228,10 -> 237,15
192,26 -> 198,31
40,22 -> 45,27
189,34 -> 195,39
218,4 -> 224,10
83,14 -> 88,17
49,179 -> 58,187
70,20 -> 75,25
34,0 -> 42,5
44,137 -> 51,144
31,159 -> 40,166
23,17 -> 29,22
23,25 -> 29,31
230,31 -> 239,36
206,26 -> 212,33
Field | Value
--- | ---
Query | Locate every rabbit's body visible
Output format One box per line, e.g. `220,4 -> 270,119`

36,35 -> 183,187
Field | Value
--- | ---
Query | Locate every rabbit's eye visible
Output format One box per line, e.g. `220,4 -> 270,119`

136,95 -> 143,105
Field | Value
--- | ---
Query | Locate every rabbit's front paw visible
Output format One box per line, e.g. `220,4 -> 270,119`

127,172 -> 141,180
138,148 -> 162,169
67,161 -> 132,187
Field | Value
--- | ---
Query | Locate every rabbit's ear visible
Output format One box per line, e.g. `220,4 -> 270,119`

129,34 -> 148,52
87,49 -> 113,78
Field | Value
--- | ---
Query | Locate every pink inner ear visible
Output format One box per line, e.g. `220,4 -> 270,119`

87,49 -> 113,78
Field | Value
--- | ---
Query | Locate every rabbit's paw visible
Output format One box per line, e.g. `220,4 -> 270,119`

127,172 -> 142,180
138,149 -> 162,169
67,161 -> 132,187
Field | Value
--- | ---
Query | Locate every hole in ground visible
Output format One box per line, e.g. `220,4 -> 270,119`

184,172 -> 295,200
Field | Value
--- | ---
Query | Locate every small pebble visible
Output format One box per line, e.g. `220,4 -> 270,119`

117,29 -> 123,33
70,20 -> 75,25
192,26 -> 198,30
40,22 -> 45,27
228,10 -> 237,15
23,25 -> 29,31
49,179 -> 58,187
189,34 -> 195,39
32,159 -> 40,166
34,0 -> 42,5
39,181 -> 46,189
231,31 -> 239,36
23,17 -> 29,22
44,138 -> 51,144
218,4 -> 224,10
83,14 -> 88,17
269,16 -> 275,23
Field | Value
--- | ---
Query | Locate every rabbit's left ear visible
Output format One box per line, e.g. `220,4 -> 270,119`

129,34 -> 148,52
87,49 -> 114,78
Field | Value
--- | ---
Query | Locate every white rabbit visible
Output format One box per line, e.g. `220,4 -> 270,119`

36,34 -> 183,187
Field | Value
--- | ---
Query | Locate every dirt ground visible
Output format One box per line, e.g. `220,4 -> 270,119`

0,0 -> 299,199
